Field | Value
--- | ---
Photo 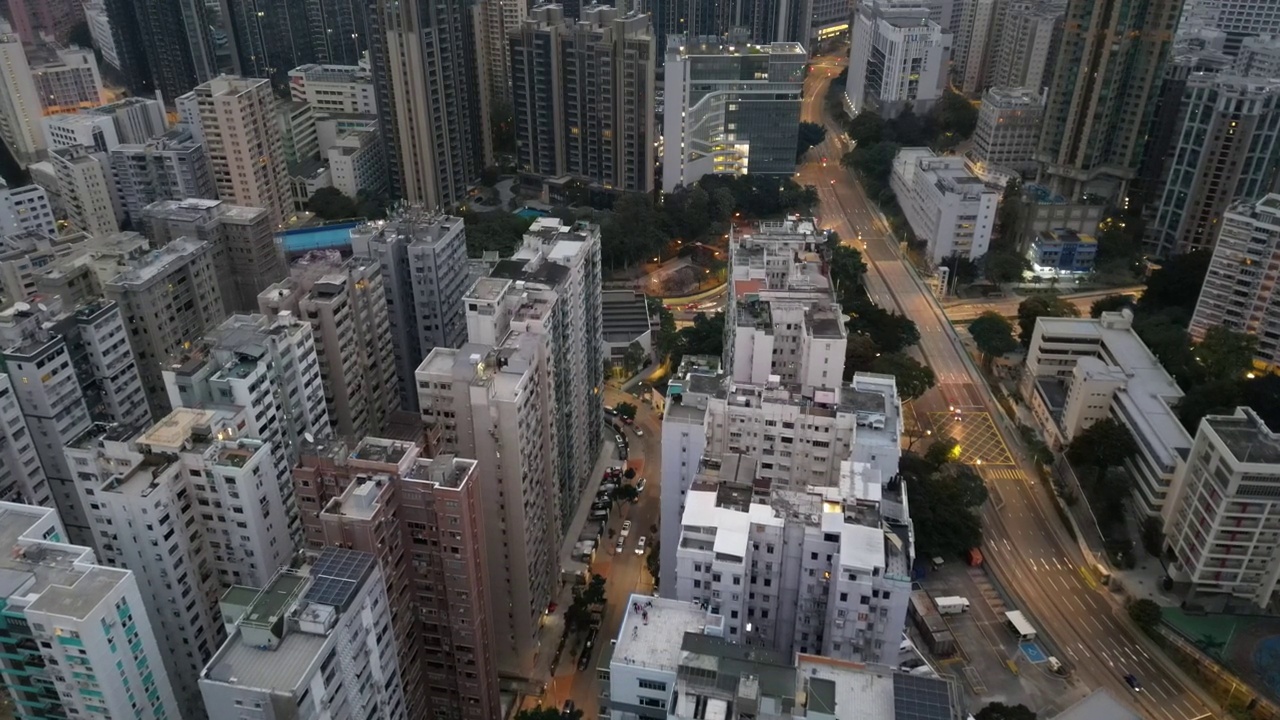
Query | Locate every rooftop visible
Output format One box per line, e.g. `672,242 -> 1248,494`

1206,408 -> 1280,466
405,454 -> 472,490
677,633 -> 796,713
795,654 -> 961,720
350,436 -> 415,466
135,408 -> 230,451
0,504 -> 131,621
610,594 -> 722,673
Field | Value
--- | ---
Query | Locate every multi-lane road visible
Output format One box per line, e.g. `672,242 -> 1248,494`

799,58 -> 1216,719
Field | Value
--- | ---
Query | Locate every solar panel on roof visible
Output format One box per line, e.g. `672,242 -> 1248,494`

304,548 -> 375,610
892,673 -> 955,720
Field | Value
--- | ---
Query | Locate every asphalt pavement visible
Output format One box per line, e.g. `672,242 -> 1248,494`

798,57 -> 1217,720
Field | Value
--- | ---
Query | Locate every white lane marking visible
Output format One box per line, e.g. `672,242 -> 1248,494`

1077,643 -> 1091,658
1053,557 -> 1063,570
1092,616 -> 1106,633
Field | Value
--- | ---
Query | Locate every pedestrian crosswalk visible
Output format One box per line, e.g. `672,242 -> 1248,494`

979,466 -> 1025,482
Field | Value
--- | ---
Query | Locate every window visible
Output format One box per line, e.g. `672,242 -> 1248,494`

638,697 -> 667,709
638,679 -> 667,692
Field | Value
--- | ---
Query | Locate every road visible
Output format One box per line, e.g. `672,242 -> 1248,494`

799,57 -> 1216,719
943,287 -> 1144,322
539,389 -> 662,718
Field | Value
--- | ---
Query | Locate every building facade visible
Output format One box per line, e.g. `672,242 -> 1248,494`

846,0 -> 950,119
972,87 -> 1043,178
0,502 -> 182,720
194,76 -> 294,227
294,437 -> 500,720
0,23 -> 46,165
32,46 -> 104,115
663,36 -> 805,192
110,127 -> 218,228
987,0 -> 1063,91
1036,0 -> 1181,200
1189,194 -> 1280,372
288,63 -> 378,115
258,253 -> 399,439
349,209 -> 469,411
1147,75 -> 1280,257
0,374 -> 50,506
510,4 -> 656,193
891,149 -> 999,263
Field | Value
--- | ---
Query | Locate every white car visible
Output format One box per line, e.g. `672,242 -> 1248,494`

634,427 -> 644,437
635,536 -> 647,555
637,478 -> 647,493
620,520 -> 632,538
615,538 -> 625,554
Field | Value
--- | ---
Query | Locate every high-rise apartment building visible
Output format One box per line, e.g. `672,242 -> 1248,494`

199,549 -> 407,720
0,179 -> 56,237
1036,0 -> 1181,200
304,0 -> 371,66
99,0 -> 220,99
1147,75 -> 1280,257
1189,194 -> 1280,372
258,253 -> 398,438
84,2 -> 122,71
294,437 -> 500,719
0,0 -> 83,44
45,113 -> 125,152
31,46 -> 104,115
110,126 -> 218,227
0,502 -> 182,720
369,0 -> 484,207
0,296 -> 150,545
971,86 -> 1043,177
0,22 -> 46,165
50,145 -> 122,236
64,406 -> 295,719
165,313 -> 331,548
194,76 -> 293,227
288,63 -> 378,114
142,198 -> 289,312
83,97 -> 168,144
1234,35 -> 1280,79
276,99 -> 320,166
474,0 -> 526,124
986,0 -> 1063,92
952,0 -> 1000,94
220,0 -> 312,85
0,374 -> 50,506
103,236 -> 230,415
1163,407 -> 1280,608
846,0 -> 950,119
673,460 -> 913,663
416,336 -> 559,679
349,209 -> 469,411
510,4 -> 656,193
663,37 -> 805,192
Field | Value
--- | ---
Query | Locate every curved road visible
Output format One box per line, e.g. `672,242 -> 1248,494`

799,58 -> 1216,720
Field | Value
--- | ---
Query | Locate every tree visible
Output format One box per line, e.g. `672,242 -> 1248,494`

517,707 -> 582,720
614,402 -> 638,420
1177,379 -> 1243,433
480,165 -> 502,187
489,97 -> 516,154
307,187 -> 360,221
1134,311 -> 1198,386
929,91 -> 978,148
1128,598 -> 1163,632
828,244 -> 868,305
992,179 -> 1024,252
610,484 -> 640,506
796,121 -> 827,160
1194,325 -> 1257,382
849,301 -> 920,353
984,251 -> 1028,284
869,353 -> 936,401
1016,294 -> 1080,346
975,702 -> 1038,720
648,298 -> 680,359
646,540 -> 660,581
1067,418 -> 1138,484
902,456 -> 986,558
1138,251 -> 1212,319
1244,374 -> 1280,432
679,312 -> 725,357
924,438 -> 960,468
969,312 -> 1018,366
1090,294 -> 1135,318
461,211 -> 534,257
844,142 -> 900,198
844,335 -> 881,379
846,111 -> 887,146
940,255 -> 979,285
622,342 -> 648,374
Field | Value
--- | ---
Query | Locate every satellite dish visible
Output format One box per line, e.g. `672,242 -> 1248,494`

13,302 -> 30,312
36,303 -> 47,312
304,432 -> 315,443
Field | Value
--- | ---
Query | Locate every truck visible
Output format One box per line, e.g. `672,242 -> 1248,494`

934,596 -> 971,615
1005,610 -> 1037,641
967,548 -> 984,567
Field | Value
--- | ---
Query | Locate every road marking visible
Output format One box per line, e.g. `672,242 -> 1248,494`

1053,557 -> 1063,570
1092,616 -> 1106,633
1077,643 -> 1091,658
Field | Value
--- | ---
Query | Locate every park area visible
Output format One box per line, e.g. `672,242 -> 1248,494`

1163,608 -> 1280,706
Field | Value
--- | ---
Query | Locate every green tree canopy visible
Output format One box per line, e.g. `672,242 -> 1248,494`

828,244 -> 868,308
797,121 -> 827,160
1016,294 -> 1080,346
846,111 -> 887,145
610,484 -> 640,506
461,210 -> 535,258
1194,325 -> 1257,382
1067,418 -> 1138,483
844,335 -> 880,379
1090,294 -> 1136,318
902,456 -> 986,558
969,312 -> 1018,365
975,702 -> 1037,720
307,187 -> 360,221
930,91 -> 978,149
923,438 -> 960,468
848,301 -> 920,354
1128,598 -> 1162,632
869,353 -> 936,401
1137,251 -> 1211,320
679,312 -> 726,357
984,251 -> 1028,283
614,402 -> 638,420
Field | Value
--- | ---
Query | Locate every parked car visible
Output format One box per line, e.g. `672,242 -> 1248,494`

634,427 -> 644,437
620,520 -> 632,538
563,699 -> 577,716
636,478 -> 647,493
615,537 -> 625,554
635,536 -> 647,554
604,406 -> 617,416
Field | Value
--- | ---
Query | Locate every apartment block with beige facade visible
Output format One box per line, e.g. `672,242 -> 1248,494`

193,76 -> 293,226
